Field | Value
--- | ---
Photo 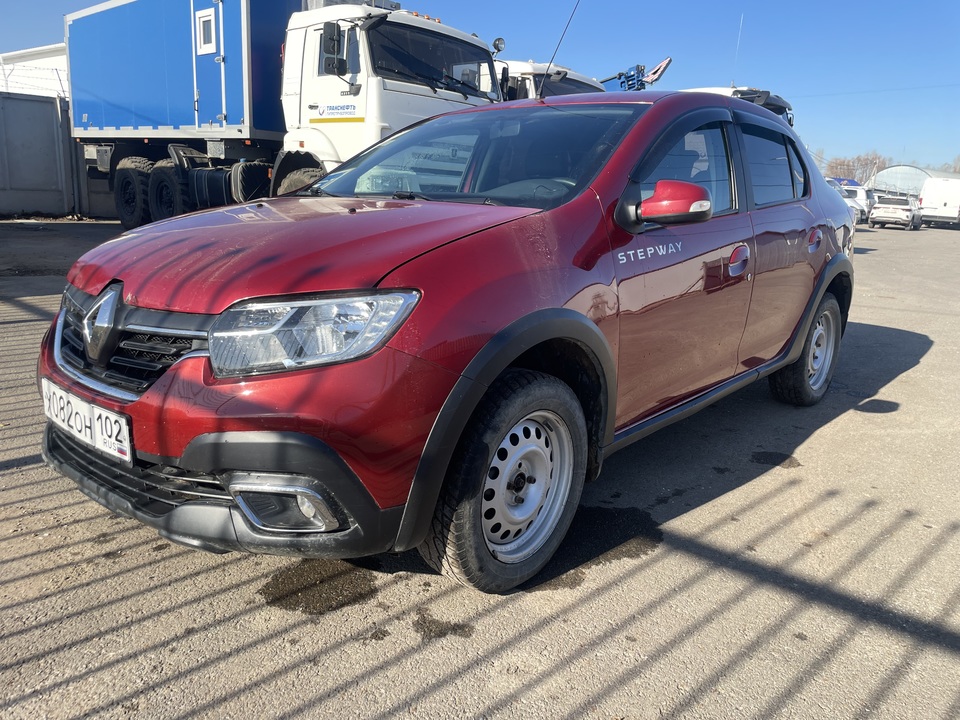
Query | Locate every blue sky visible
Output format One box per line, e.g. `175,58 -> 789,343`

2,0 -> 958,168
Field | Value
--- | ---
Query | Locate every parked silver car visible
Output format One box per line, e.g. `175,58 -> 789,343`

869,196 -> 922,230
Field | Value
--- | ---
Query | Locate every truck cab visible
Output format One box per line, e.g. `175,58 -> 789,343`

495,60 -> 604,101
274,0 -> 501,194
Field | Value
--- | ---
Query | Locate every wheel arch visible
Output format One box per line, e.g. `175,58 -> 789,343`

392,308 -> 617,552
271,150 -> 325,195
761,252 -> 854,377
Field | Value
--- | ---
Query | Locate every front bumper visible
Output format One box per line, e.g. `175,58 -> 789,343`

42,424 -> 403,557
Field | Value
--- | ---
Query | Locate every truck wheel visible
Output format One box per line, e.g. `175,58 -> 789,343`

114,157 -> 153,229
418,370 -> 587,593
769,292 -> 842,407
148,160 -> 194,221
868,222 -> 875,229
231,161 -> 271,203
276,167 -> 326,195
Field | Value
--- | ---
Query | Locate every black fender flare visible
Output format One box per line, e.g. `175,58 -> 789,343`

769,251 -> 855,374
392,308 -> 617,552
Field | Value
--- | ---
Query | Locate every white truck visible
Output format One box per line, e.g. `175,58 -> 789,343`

274,0 -> 502,194
919,177 -> 960,227
495,60 -> 603,100
68,0 -> 501,229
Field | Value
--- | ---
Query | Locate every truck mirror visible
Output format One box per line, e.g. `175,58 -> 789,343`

323,56 -> 347,76
322,22 -> 341,56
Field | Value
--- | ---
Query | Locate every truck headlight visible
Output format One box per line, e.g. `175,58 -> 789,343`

208,292 -> 419,377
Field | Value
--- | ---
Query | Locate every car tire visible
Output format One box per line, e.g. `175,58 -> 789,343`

868,221 -> 875,229
769,292 -> 842,407
418,369 -> 587,593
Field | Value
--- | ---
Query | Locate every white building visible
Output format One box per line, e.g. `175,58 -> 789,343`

0,44 -> 68,98
867,164 -> 960,198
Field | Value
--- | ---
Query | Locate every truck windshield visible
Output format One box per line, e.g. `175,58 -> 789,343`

368,21 -> 498,101
531,75 -> 601,97
317,103 -> 647,211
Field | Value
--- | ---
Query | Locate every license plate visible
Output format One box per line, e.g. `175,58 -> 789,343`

41,379 -> 132,464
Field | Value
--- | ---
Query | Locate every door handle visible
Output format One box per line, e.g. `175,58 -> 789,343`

728,244 -> 750,277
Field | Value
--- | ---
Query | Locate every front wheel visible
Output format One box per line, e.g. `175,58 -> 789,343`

276,167 -> 326,195
769,293 -> 842,406
418,370 -> 587,593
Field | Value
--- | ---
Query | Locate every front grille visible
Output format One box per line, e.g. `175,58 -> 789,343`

57,285 -> 212,397
48,427 -> 232,518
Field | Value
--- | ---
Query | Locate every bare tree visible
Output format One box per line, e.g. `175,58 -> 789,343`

825,151 -> 889,185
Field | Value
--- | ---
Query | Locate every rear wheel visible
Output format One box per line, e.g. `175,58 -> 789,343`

418,370 -> 587,593
113,157 -> 153,229
148,160 -> 194,221
769,293 -> 842,406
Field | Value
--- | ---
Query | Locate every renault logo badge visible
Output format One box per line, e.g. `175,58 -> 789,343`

83,286 -> 121,365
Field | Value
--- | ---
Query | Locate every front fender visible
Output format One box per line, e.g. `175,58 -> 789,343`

391,308 -> 617,552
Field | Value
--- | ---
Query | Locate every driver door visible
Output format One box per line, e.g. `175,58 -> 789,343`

615,116 -> 755,427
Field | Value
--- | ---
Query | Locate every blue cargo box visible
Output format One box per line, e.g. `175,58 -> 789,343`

67,0 -> 302,141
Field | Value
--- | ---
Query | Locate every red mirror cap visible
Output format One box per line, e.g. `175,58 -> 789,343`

640,180 -> 713,225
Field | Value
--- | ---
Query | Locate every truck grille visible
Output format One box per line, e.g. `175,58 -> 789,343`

48,427 -> 231,518
56,285 -> 213,398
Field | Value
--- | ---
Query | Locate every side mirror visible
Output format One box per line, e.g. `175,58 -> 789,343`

640,180 -> 712,225
323,56 -> 347,76
322,22 -> 341,54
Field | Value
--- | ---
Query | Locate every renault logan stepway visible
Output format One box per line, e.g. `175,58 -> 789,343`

39,91 -> 854,592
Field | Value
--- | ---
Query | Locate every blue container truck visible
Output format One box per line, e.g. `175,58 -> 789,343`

67,0 -> 303,228
66,0 -> 503,229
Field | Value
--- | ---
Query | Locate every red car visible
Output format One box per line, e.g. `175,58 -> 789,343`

38,91 -> 854,592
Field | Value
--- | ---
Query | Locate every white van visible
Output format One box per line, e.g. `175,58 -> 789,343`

843,186 -> 877,217
919,177 -> 960,227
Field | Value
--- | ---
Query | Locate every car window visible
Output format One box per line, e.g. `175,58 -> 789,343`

883,198 -> 909,207
319,103 -> 647,210
787,143 -> 808,199
636,123 -> 734,214
741,124 -> 795,206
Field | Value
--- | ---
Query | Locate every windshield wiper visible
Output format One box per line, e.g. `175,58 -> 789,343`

379,66 -> 440,93
440,74 -> 476,100
393,191 -> 433,201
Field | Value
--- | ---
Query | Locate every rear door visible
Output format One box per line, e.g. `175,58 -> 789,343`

193,0 -> 224,129
735,115 -> 827,369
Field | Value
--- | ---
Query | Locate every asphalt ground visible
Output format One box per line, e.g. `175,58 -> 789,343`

1,218 -> 958,719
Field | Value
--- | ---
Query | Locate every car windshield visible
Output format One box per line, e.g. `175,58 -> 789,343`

315,103 -> 647,210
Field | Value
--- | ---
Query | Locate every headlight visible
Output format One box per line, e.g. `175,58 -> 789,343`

208,291 -> 419,377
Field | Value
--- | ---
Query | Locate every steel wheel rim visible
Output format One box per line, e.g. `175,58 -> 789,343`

118,176 -> 137,215
157,181 -> 175,218
807,308 -> 837,391
481,409 -> 573,564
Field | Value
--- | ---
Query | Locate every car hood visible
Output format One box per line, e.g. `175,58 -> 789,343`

68,197 -> 537,314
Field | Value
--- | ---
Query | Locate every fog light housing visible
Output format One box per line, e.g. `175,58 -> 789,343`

229,476 -> 341,533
